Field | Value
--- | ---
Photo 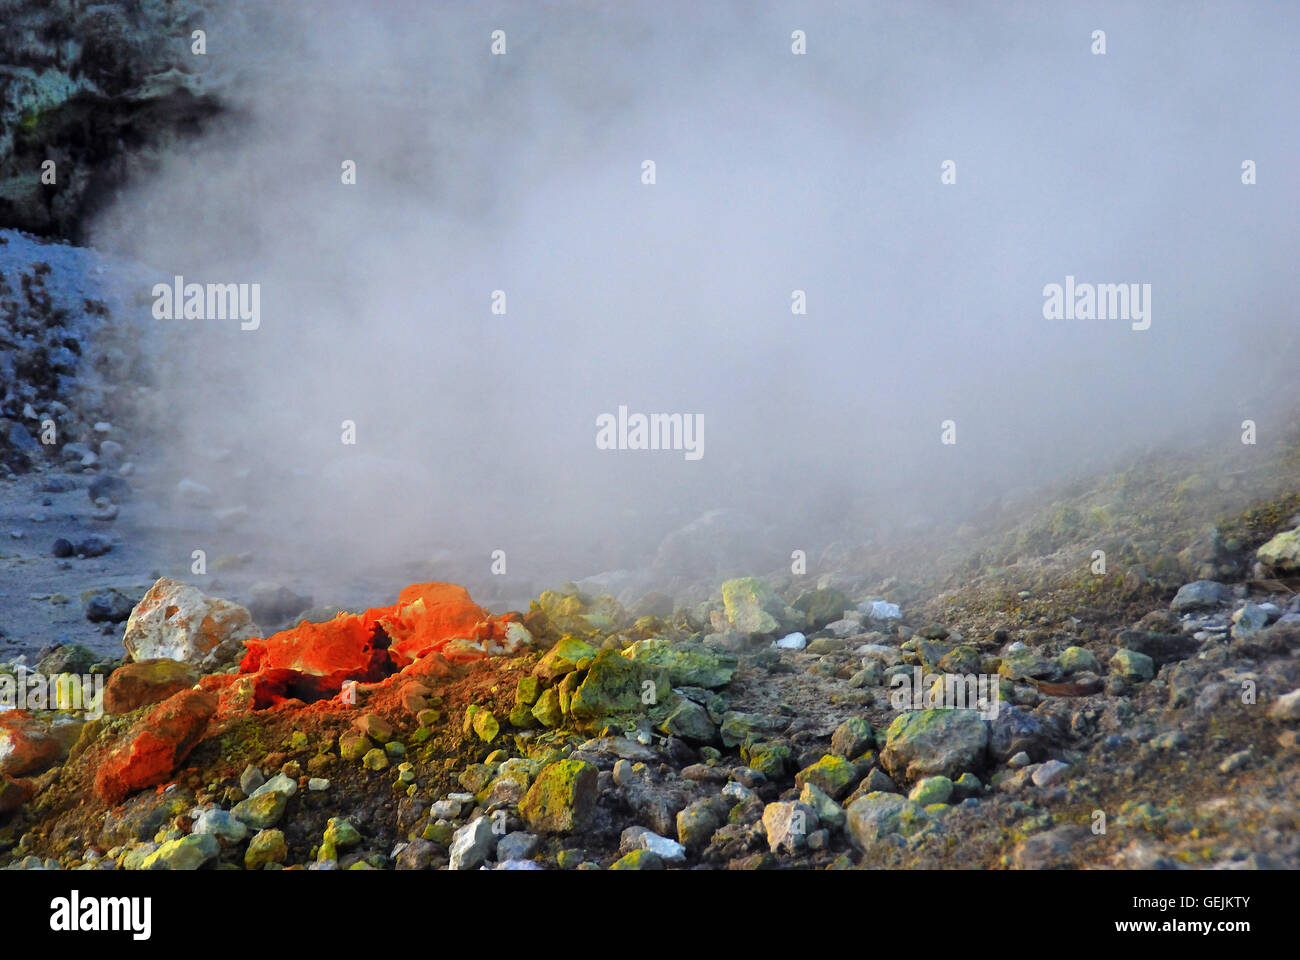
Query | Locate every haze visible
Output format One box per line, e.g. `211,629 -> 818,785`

88,1 -> 1300,605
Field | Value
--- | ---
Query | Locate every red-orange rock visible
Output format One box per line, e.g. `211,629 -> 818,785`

0,712 -> 61,777
238,613 -> 393,706
0,775 -> 35,813
229,582 -> 499,704
94,688 -> 217,805
103,658 -> 199,714
378,582 -> 487,666
219,582 -> 522,712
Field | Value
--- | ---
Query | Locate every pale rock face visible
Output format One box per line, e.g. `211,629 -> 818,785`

762,800 -> 819,855
491,621 -> 533,655
448,816 -> 495,871
1257,529 -> 1300,575
122,577 -> 259,670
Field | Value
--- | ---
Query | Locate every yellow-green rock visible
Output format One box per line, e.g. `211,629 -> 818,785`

519,759 -> 597,833
610,849 -> 664,870
245,829 -> 287,870
472,709 -> 499,743
532,688 -> 562,727
794,754 -> 858,801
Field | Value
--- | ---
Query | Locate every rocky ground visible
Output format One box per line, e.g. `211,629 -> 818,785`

0,0 -> 222,239
2,369 -> 1299,872
3,225 -> 1300,871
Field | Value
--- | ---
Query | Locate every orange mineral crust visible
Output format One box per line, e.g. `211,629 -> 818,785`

231,582 -> 523,709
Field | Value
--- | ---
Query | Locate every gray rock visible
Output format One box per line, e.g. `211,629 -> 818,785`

239,765 -> 265,796
83,588 -> 134,623
1231,603 -> 1269,639
880,709 -> 989,782
987,705 -> 1051,763
845,792 -> 928,849
191,808 -> 248,844
496,831 -> 539,862
1171,580 -> 1229,613
1013,824 -> 1088,869
449,816 -> 495,870
830,717 -> 874,758
395,839 -> 437,870
249,773 -> 297,799
1110,649 -> 1155,682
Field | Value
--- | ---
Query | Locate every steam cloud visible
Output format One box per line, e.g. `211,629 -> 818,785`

89,2 -> 1300,605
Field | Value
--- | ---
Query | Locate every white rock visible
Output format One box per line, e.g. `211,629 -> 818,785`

122,577 -> 258,669
1031,760 -> 1070,787
630,829 -> 686,862
775,632 -> 806,650
856,643 -> 897,658
492,620 -> 532,655
449,816 -> 495,871
250,773 -> 298,799
865,600 -> 902,620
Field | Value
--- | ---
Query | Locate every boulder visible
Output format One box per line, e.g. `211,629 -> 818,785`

103,659 -> 198,714
720,577 -> 780,634
1257,528 -> 1300,575
141,833 -> 220,870
93,688 -> 217,804
245,829 -> 288,869
518,759 -> 597,833
449,816 -> 495,870
880,709 -> 988,783
122,578 -> 258,670
83,588 -> 136,624
1110,649 -> 1155,682
568,649 -> 670,725
987,705 -> 1051,763
532,636 -> 599,681
793,588 -> 850,629
1170,580 -> 1230,613
621,638 -> 736,689
35,643 -> 97,675
794,754 -> 859,800
845,792 -> 930,849
763,800 -> 819,854
0,713 -> 62,777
